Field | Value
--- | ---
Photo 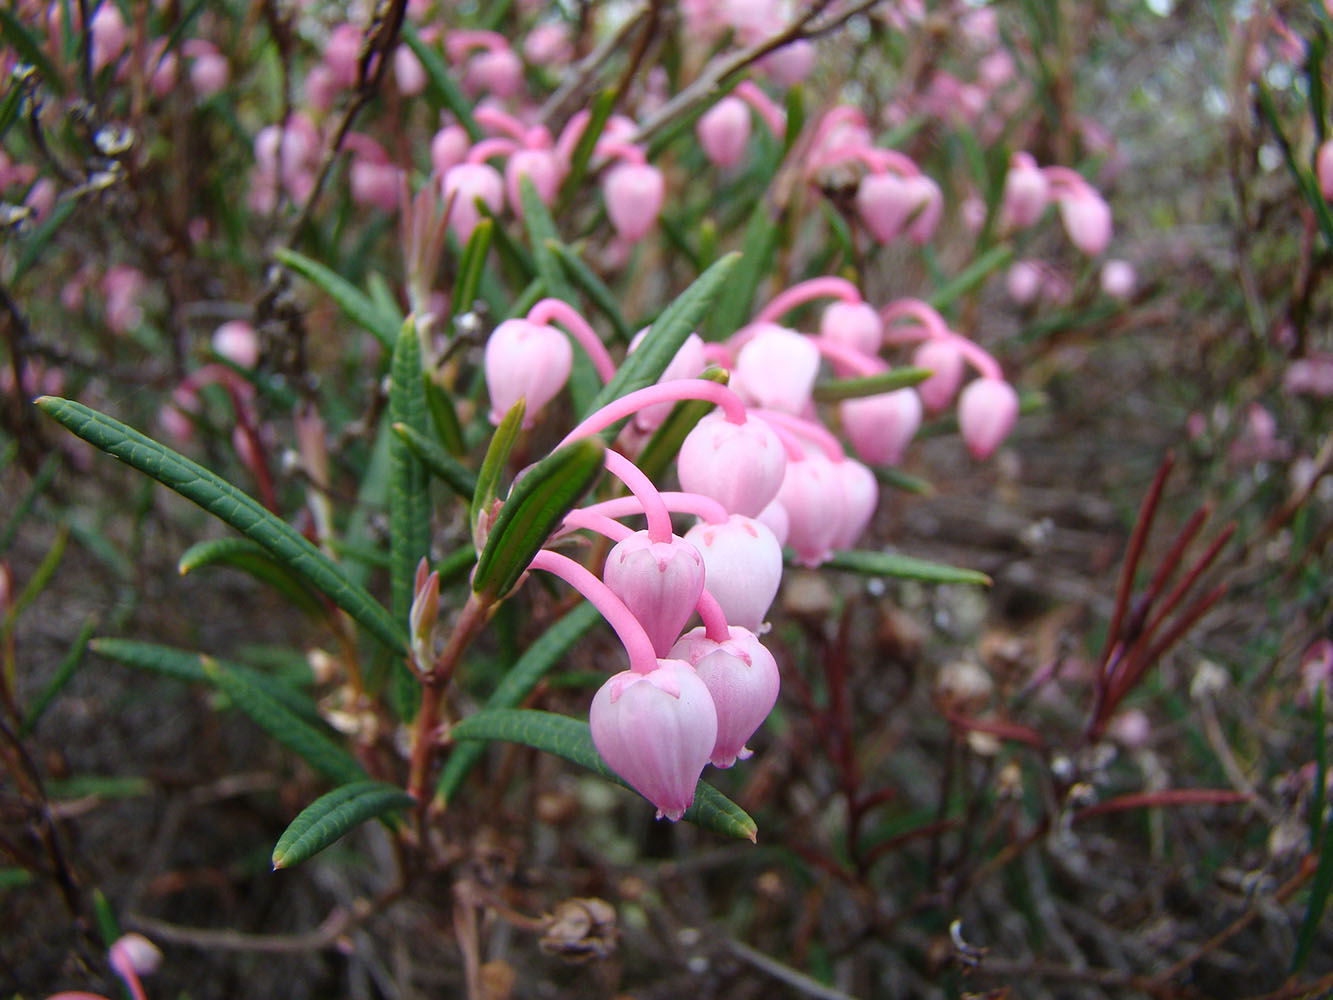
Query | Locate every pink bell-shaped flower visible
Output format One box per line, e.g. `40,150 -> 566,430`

840,387 -> 921,466
212,321 -> 260,369
830,458 -> 878,550
483,319 -> 573,425
856,172 -> 913,244
324,23 -> 363,90
912,339 -> 965,412
776,455 -> 843,567
90,2 -> 128,73
604,163 -> 665,242
1001,152 -> 1049,228
505,148 -> 564,218
819,301 -> 883,356
759,39 -> 816,85
394,45 -> 426,96
731,324 -> 821,414
590,660 -> 718,821
1057,189 -> 1112,256
684,515 -> 783,631
755,499 -> 789,546
670,627 -> 780,768
677,412 -> 788,517
957,378 -> 1020,459
1100,259 -> 1136,300
465,47 -> 523,98
443,163 -> 504,242
603,532 -> 706,657
1320,139 -> 1333,201
697,97 -> 752,169
431,125 -> 471,176
902,174 -> 943,244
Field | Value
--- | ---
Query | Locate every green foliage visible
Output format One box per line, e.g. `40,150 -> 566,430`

388,320 -> 432,625
272,782 -> 414,869
814,549 -> 992,587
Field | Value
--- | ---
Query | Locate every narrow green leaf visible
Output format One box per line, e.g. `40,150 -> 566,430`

393,422 -> 478,500
272,781 -> 414,869
402,23 -> 482,141
584,252 -> 741,425
91,639 -> 323,724
811,367 -> 932,402
471,398 -> 525,540
505,277 -> 545,319
449,218 -> 493,324
21,616 -> 96,736
473,438 -> 606,601
0,83 -> 23,143
634,367 -> 731,482
0,8 -> 65,94
812,549 -> 991,587
874,466 -> 934,496
709,205 -> 777,340
389,320 -> 432,626
274,248 -> 399,349
11,198 -> 76,284
423,372 -> 466,456
0,453 -> 58,555
1293,776 -> 1333,972
556,88 -> 616,210
3,527 -> 66,637
37,397 -> 406,656
928,244 -> 1015,312
783,84 -> 805,154
92,890 -> 121,948
549,240 -> 632,343
0,867 -> 33,889
435,602 -> 602,804
451,709 -> 757,841
366,271 -> 405,328
177,537 -> 327,616
46,775 -> 152,800
203,656 -> 364,783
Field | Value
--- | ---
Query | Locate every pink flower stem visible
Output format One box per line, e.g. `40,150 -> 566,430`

695,587 -> 731,643
529,550 -> 658,673
108,953 -> 149,1000
811,336 -> 886,377
474,105 -> 530,142
754,409 -> 846,462
753,276 -> 864,325
594,137 -> 646,166
810,143 -> 920,177
446,29 -> 507,59
1041,165 -> 1092,196
563,507 -> 635,542
466,137 -> 520,164
878,317 -> 1004,381
734,80 -> 786,136
879,298 -> 951,340
526,298 -> 618,383
809,105 -> 867,155
602,449 -> 673,543
558,378 -> 749,447
555,110 -> 591,164
580,491 -> 730,525
702,342 -> 734,367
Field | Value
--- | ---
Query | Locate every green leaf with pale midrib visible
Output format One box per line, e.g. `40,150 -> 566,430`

450,709 -> 757,841
272,781 -> 414,869
37,397 -> 406,656
811,549 -> 991,586
435,602 -> 602,804
473,438 -> 606,601
274,248 -> 399,349
203,657 -> 363,783
178,537 -> 326,616
583,253 -> 741,428
389,320 -> 432,626
471,399 -> 525,542
811,368 -> 932,402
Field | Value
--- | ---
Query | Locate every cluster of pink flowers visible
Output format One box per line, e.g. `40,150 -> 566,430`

476,272 -> 1018,818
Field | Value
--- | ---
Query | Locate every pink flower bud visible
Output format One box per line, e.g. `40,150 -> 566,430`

304,64 -> 339,111
324,24 -> 363,90
394,45 -> 426,96
1284,354 -> 1333,397
148,45 -> 178,99
1058,189 -> 1112,256
912,340 -> 965,412
1319,140 -> 1333,201
102,265 -> 145,334
670,627 -> 780,768
465,47 -> 522,98
776,455 -> 843,567
697,97 -> 752,169
1006,259 -> 1042,305
590,660 -> 718,821
212,320 -> 260,369
1100,259 -> 1136,300
431,125 -> 471,176
483,319 -> 572,425
819,301 -> 882,356
683,515 -> 783,631
839,388 -> 922,466
523,21 -> 572,65
351,158 -> 402,212
109,933 -> 162,977
90,3 -> 127,73
856,172 -> 912,244
677,412 -> 788,517
1001,152 -> 1049,228
603,532 -> 706,658
957,378 -> 1019,459
902,174 -> 943,244
189,49 -> 229,97
504,148 -> 563,218
604,163 -> 665,242
758,39 -> 815,85
830,458 -> 878,550
731,325 -> 821,414
25,177 -> 56,222
443,163 -> 504,242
